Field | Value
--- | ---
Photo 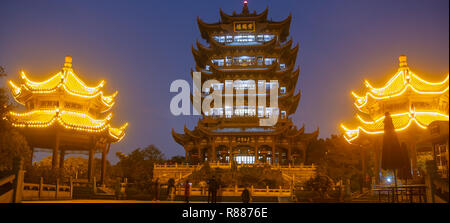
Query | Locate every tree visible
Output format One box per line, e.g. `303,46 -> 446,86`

167,155 -> 185,164
305,135 -> 366,192
114,144 -> 164,186
0,66 -> 30,172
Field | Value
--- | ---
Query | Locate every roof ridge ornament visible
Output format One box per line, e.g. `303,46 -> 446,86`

242,0 -> 249,15
63,56 -> 73,73
398,55 -> 408,71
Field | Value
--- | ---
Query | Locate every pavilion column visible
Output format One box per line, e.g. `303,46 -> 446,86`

30,147 -> 34,166
229,142 -> 233,163
272,142 -> 276,165
254,143 -> 258,164
408,141 -> 418,177
88,146 -> 95,182
101,144 -> 110,186
373,139 -> 381,184
287,144 -> 292,164
185,147 -> 189,162
59,150 -> 65,169
302,147 -> 306,164
52,132 -> 60,170
211,143 -> 217,163
196,143 -> 201,163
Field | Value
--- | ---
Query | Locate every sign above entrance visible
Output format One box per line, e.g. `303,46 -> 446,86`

233,21 -> 255,32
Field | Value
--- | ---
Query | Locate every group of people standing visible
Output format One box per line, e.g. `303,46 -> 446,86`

181,176 -> 219,203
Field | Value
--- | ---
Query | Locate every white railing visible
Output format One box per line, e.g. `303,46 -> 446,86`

22,178 -> 72,201
173,186 -> 292,197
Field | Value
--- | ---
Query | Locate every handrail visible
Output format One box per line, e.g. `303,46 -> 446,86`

0,175 -> 16,186
154,163 -> 316,169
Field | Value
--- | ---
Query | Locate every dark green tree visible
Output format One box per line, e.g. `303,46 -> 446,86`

0,66 -> 30,173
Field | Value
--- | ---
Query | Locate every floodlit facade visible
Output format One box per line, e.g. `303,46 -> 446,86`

7,56 -> 128,183
341,55 -> 449,181
172,3 -> 318,165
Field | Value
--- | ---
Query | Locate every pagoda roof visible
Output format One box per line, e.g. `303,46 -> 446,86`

172,117 -> 317,146
9,57 -> 117,112
197,6 -> 291,42
195,60 -> 296,81
193,38 -> 298,67
219,6 -> 269,23
351,56 -> 449,110
6,109 -> 127,142
341,110 -> 449,143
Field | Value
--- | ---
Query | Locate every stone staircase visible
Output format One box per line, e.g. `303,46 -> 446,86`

72,180 -> 116,200
153,164 -> 200,184
278,164 -> 317,185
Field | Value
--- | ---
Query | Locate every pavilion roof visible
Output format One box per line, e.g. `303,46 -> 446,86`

341,110 -> 449,143
9,57 -> 117,112
351,56 -> 449,110
6,109 -> 127,142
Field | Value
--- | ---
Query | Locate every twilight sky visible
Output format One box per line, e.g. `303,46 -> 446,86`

0,0 -> 448,163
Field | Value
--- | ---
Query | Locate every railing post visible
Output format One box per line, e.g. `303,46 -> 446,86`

93,177 -> 97,194
266,185 -> 269,193
12,157 -> 24,203
39,177 -> 44,200
55,178 -> 60,200
13,170 -> 25,203
69,177 -> 73,199
251,185 -> 254,194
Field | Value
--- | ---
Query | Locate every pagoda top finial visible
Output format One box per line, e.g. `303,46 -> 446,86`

242,0 -> 249,15
398,55 -> 407,68
64,56 -> 73,69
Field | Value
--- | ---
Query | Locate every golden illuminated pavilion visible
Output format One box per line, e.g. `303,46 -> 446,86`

340,55 -> 449,181
6,56 -> 128,184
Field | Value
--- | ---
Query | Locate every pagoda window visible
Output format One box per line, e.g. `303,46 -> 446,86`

212,59 -> 224,66
256,35 -> 264,42
233,56 -> 256,66
264,58 -> 276,65
213,36 -> 225,43
257,56 -> 263,65
263,35 -> 275,42
233,35 -> 255,43
226,35 -> 233,43
280,87 -> 286,94
205,65 -> 210,70
225,56 -> 232,66
225,106 -> 232,118
248,106 -> 256,116
281,111 -> 287,119
258,80 -> 265,88
258,106 -> 265,117
266,82 -> 278,89
280,64 -> 286,69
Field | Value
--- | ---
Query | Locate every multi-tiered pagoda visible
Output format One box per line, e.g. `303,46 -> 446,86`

341,55 -> 449,181
172,2 -> 318,165
7,56 -> 128,184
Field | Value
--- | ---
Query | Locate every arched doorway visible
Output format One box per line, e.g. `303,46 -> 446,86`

258,145 -> 273,164
232,145 -> 255,164
217,145 -> 229,163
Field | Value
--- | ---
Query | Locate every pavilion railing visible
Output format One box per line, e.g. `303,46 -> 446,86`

21,177 -> 72,201
0,175 -> 16,203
